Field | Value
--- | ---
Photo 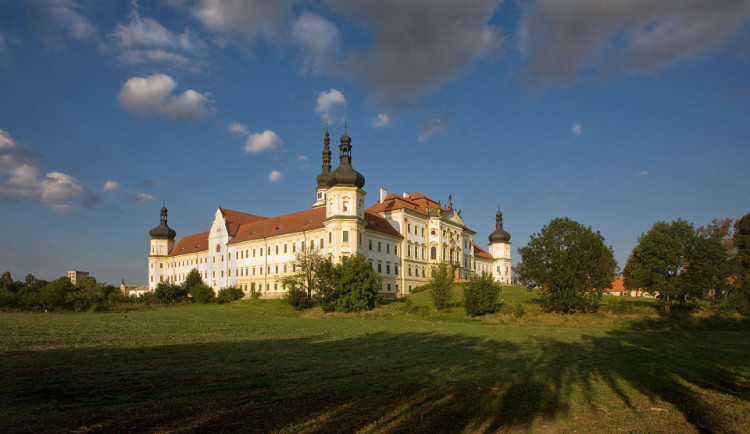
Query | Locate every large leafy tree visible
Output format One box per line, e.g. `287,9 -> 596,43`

623,219 -> 695,305
316,254 -> 382,313
516,217 -> 617,313
682,236 -> 734,299
734,213 -> 750,271
282,245 -> 325,300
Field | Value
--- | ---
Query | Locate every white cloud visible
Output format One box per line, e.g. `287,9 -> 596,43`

292,12 -> 341,74
268,169 -> 283,182
118,74 -> 209,122
372,112 -> 391,128
518,0 -> 750,84
639,170 -> 649,176
571,123 -> 582,136
187,0 -> 296,42
111,8 -> 207,70
418,115 -> 452,142
297,155 -> 308,161
0,128 -> 99,213
315,89 -> 347,124
244,130 -> 282,154
103,180 -> 121,192
46,0 -> 96,40
229,122 -> 249,137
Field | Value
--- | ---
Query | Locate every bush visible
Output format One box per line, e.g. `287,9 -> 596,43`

191,284 -> 215,304
284,284 -> 312,310
217,286 -> 244,304
316,255 -> 381,313
513,302 -> 525,318
154,282 -> 188,303
607,298 -> 635,315
463,272 -> 501,317
430,263 -> 454,311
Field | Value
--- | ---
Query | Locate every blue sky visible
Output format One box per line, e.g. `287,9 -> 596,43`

1,0 -> 749,285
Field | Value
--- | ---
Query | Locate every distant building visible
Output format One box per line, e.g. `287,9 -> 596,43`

147,129 -> 512,298
605,277 -> 652,297
67,270 -> 89,285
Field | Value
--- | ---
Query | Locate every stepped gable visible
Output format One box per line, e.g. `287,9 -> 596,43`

229,207 -> 327,243
220,208 -> 268,237
169,231 -> 210,256
364,211 -> 403,237
473,242 -> 494,260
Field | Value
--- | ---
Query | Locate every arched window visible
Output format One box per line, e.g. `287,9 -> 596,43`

216,245 -> 221,253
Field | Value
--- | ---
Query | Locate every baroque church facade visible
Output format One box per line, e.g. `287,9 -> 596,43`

147,129 -> 512,298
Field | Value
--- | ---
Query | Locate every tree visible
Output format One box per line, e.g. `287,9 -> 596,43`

623,219 -> 695,306
315,254 -> 382,313
283,245 -> 325,300
429,262 -> 454,311
191,283 -> 215,303
463,272 -> 501,316
682,236 -> 734,299
516,217 -> 617,313
734,213 -> 750,271
698,218 -> 735,255
155,281 -> 187,303
40,277 -> 76,310
183,268 -> 204,292
1,271 -> 12,291
217,286 -> 244,304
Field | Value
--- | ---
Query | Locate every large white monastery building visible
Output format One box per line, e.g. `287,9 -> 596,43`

147,129 -> 512,298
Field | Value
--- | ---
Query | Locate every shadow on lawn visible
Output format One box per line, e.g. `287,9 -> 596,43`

2,319 -> 749,433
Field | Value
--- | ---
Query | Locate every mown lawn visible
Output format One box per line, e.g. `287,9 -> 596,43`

1,287 -> 749,433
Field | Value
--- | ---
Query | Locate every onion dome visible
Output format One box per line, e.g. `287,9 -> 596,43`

149,206 -> 176,239
489,210 -> 511,243
316,129 -> 332,189
326,129 -> 365,189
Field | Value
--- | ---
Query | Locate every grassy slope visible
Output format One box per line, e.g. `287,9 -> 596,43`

1,287 -> 748,433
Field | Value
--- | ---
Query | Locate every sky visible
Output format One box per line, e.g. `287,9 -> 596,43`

1,0 -> 749,286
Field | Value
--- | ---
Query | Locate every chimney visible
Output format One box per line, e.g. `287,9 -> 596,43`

402,192 -> 409,198
379,188 -> 388,203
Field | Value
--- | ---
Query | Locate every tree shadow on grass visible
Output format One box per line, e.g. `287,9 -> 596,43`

1,319 -> 749,433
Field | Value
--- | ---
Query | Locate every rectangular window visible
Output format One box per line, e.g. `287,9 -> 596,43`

253,249 -> 256,257
422,228 -> 424,237
253,267 -> 256,275
386,264 -> 391,274
292,243 -> 296,253
386,244 -> 390,254
408,245 -> 411,257
408,223 -> 411,233
320,238 -> 324,248
310,240 -> 315,249
268,266 -> 271,274
268,246 -> 271,255
378,242 -> 382,252
275,265 -> 279,274
260,248 -> 263,257
284,244 -> 287,253
408,267 -> 412,276
388,283 -> 391,291
228,253 -> 231,260
378,263 -> 382,273
369,240 -> 372,250
275,246 -> 278,255
342,231 -> 349,242
395,265 -> 399,275
329,232 -> 332,243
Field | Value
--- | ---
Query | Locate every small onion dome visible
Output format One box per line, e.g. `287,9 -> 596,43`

149,206 -> 176,239
326,131 -> 365,189
489,210 -> 511,243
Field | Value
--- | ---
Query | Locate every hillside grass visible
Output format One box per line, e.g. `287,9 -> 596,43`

1,286 -> 748,433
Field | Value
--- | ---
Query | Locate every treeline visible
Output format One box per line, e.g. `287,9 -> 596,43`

515,213 -> 750,314
0,269 -> 244,312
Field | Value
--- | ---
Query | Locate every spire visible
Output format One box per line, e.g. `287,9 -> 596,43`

316,128 -> 333,189
489,208 -> 511,243
325,127 -> 365,189
150,205 -> 176,240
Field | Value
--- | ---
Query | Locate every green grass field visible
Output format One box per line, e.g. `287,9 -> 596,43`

2,287 -> 749,433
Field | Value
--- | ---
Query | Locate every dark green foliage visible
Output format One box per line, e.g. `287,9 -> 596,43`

624,219 -> 695,306
283,283 -> 312,310
683,236 -> 735,300
191,284 -> 215,304
430,263 -> 453,310
217,287 -> 244,304
40,277 -> 76,310
154,282 -> 188,304
463,272 -> 501,317
516,217 -> 617,313
316,255 -> 382,313
734,213 -> 750,271
183,268 -> 204,292
284,246 -> 325,300
607,298 -> 635,315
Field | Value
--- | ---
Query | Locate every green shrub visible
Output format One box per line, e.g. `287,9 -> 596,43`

154,282 -> 188,303
513,302 -> 525,318
138,292 -> 160,305
191,284 -> 215,304
284,284 -> 312,310
410,284 -> 429,294
316,255 -> 381,313
607,298 -> 635,315
217,287 -> 244,304
464,272 -> 501,317
430,263 -> 453,311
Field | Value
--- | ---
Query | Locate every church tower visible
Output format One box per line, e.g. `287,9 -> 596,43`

148,205 -> 176,290
324,127 -> 366,261
488,209 -> 512,285
312,128 -> 332,208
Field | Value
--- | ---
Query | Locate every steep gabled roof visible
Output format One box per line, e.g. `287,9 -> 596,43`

230,207 -> 326,243
473,242 -> 494,260
169,231 -> 210,256
220,208 -> 268,237
364,211 -> 403,238
367,192 -> 444,215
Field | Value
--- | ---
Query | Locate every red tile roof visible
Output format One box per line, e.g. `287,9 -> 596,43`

220,208 -> 268,236
473,242 -> 494,260
229,207 -> 327,243
367,192 -> 443,215
364,211 -> 403,237
169,231 -> 210,256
